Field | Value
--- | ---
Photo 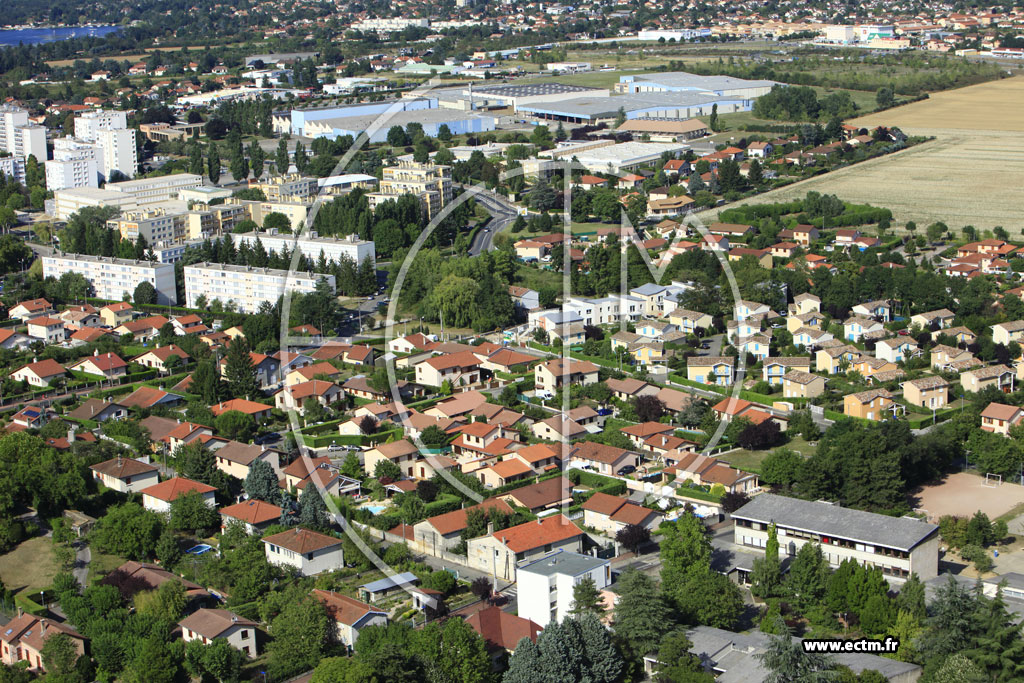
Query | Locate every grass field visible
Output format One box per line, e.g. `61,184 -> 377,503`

0,536 -> 58,596
719,436 -> 815,473
694,76 -> 1024,231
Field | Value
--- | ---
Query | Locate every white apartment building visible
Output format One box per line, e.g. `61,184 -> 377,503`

732,493 -> 940,583
184,262 -> 335,313
42,253 -> 177,305
0,105 -> 47,161
231,231 -> 376,269
517,550 -> 611,627
249,174 -> 318,202
94,127 -> 138,180
46,156 -> 99,191
53,187 -> 138,220
105,173 -> 202,207
73,109 -> 128,141
0,156 -> 27,185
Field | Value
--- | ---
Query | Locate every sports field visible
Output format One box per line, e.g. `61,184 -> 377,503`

909,472 -> 1024,523
697,76 -> 1024,230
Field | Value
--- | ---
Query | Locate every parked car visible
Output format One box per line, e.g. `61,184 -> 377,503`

254,432 -> 281,445
327,443 -> 346,452
617,465 -> 637,476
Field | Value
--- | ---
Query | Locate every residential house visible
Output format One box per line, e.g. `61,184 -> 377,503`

901,376 -> 949,410
133,344 -> 191,373
263,528 -> 344,576
668,308 -> 713,333
569,441 -> 640,476
852,300 -> 892,322
180,609 -> 257,657
686,356 -> 735,385
792,326 -> 833,349
844,316 -> 884,342
90,456 -> 159,493
875,338 -> 919,364
670,452 -> 759,494
910,309 -> 955,330
844,388 -> 901,421
99,302 -> 133,327
517,550 -> 611,627
26,317 -> 66,344
219,499 -> 284,535
413,498 -> 514,555
415,351 -> 483,388
992,321 -> 1024,346
68,351 -> 128,380
211,398 -> 274,421
961,364 -> 1014,393
311,589 -> 388,650
0,615 -> 86,672
466,515 -> 584,581
286,362 -> 342,386
11,359 -> 66,387
10,298 -> 56,321
815,344 -> 861,374
534,358 -> 599,395
67,398 -> 127,423
619,422 -> 674,450
734,300 -> 770,321
363,439 -> 420,479
274,380 -> 345,415
582,492 -> 662,536
980,403 -> 1024,436
498,476 -> 573,513
465,606 -> 541,659
931,344 -> 974,370
762,357 -> 811,385
782,370 -> 827,399
606,377 -> 658,401
209,440 -> 282,480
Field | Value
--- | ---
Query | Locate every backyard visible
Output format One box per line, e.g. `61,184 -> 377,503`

0,535 -> 59,602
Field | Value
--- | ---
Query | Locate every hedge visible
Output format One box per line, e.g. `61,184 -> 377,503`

424,494 -> 462,518
668,374 -> 805,407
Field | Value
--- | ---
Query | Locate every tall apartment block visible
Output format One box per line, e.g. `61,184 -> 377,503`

42,253 -> 177,305
0,105 -> 47,162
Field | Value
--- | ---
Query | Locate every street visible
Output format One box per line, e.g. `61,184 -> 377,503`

466,188 -> 518,256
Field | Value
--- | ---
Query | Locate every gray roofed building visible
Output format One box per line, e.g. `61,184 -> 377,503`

517,90 -> 746,122
735,494 -> 938,551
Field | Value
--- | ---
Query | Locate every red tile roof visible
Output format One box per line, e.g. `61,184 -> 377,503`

491,514 -> 582,553
140,477 -> 216,502
262,527 -> 342,554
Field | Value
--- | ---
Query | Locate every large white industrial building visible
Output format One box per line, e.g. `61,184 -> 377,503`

184,263 -> 335,313
43,254 -> 177,305
230,232 -> 376,269
568,141 -> 689,174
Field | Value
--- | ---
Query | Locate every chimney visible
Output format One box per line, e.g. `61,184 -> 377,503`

94,348 -> 99,357
486,521 -> 494,535
537,517 -> 542,525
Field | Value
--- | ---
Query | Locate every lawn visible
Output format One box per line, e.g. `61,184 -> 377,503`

0,536 -> 59,596
88,550 -> 127,585
514,264 -> 563,293
718,435 -> 816,473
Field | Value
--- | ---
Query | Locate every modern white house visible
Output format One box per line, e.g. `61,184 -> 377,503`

262,528 -> 344,576
517,550 -> 611,627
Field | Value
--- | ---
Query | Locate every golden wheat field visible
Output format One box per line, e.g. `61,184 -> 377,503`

698,76 -> 1024,230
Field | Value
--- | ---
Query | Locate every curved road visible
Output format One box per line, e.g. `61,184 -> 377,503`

467,190 -> 519,256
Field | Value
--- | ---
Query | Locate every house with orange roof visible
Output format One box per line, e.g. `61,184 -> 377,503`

165,421 -> 214,452
509,443 -> 561,473
311,589 -> 388,649
0,614 -> 86,672
568,441 -> 640,476
465,606 -> 541,658
477,457 -> 534,489
576,174 -> 608,188
114,315 -> 169,341
619,421 -> 675,449
219,499 -> 283,534
12,358 -> 67,387
274,380 -> 345,415
9,298 -> 54,321
218,351 -> 280,388
414,497 -> 513,555
69,351 -> 128,380
363,439 -> 420,479
211,398 -> 273,421
133,344 -> 191,373
140,477 -> 217,514
263,528 -> 344,576
25,316 -> 66,343
285,361 -> 341,386
467,514 -> 584,581
980,402 -> 1024,436
582,491 -> 662,536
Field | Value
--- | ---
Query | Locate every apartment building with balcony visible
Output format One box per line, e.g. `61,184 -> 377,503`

367,161 -> 452,218
183,262 -> 335,313
42,253 -> 177,305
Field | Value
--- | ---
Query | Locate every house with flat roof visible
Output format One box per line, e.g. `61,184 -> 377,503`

732,493 -> 939,582
517,550 -> 611,626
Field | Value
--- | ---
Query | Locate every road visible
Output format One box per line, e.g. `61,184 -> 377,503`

467,190 -> 518,256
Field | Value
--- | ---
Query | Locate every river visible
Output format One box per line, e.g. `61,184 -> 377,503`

0,25 -> 119,47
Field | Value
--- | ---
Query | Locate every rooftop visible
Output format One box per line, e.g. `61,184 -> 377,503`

518,549 -> 608,577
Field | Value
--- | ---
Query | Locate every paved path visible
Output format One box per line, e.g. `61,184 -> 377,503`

72,542 -> 91,589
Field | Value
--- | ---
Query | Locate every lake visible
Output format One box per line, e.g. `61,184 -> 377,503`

0,25 -> 120,47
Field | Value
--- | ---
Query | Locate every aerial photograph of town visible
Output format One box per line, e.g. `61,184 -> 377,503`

0,0 -> 1022,680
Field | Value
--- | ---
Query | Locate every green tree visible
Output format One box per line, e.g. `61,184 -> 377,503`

757,622 -> 836,682
133,281 -> 156,305
655,631 -> 715,683
41,632 -> 80,680
215,410 -> 257,442
173,441 -> 226,490
276,138 -> 289,172
299,485 -> 331,530
249,140 -> 265,179
266,597 -> 332,680
784,542 -> 830,610
530,125 -> 553,149
189,143 -> 204,176
169,491 -> 219,533
191,358 -> 221,404
244,459 -> 280,503
750,522 -> 783,599
570,576 -> 604,618
155,528 -> 181,567
134,580 -> 186,623
223,336 -> 259,400
896,573 -> 927,621
613,568 -> 671,661
709,104 -> 719,132
207,142 -> 221,184
92,502 -> 162,560
123,636 -> 179,683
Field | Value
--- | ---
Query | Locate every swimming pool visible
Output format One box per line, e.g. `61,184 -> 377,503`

362,505 -> 387,515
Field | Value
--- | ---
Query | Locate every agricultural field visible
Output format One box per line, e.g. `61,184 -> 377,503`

696,76 -> 1024,231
